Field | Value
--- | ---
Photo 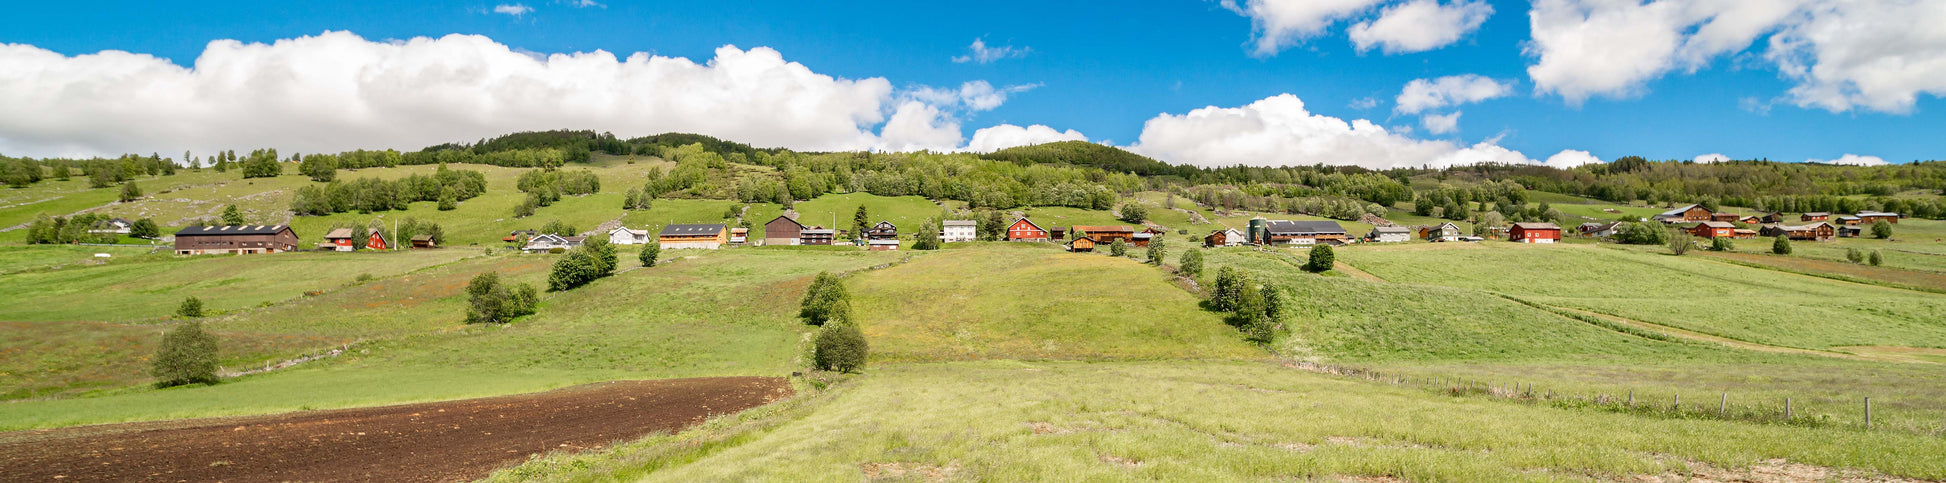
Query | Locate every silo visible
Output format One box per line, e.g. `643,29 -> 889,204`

1248,217 -> 1268,245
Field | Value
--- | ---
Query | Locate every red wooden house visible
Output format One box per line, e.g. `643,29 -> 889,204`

323,228 -> 358,252
1005,218 -> 1049,242
366,231 -> 392,250
1508,222 -> 1562,244
1688,221 -> 1736,238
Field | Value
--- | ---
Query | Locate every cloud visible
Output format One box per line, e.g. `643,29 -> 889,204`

907,80 -> 1037,112
567,0 -> 603,7
1221,0 -> 1389,56
1694,153 -> 1730,163
951,38 -> 1030,64
1543,149 -> 1602,168
1348,97 -> 1379,109
492,4 -> 532,16
0,31 -> 1053,157
965,124 -> 1089,153
1395,74 -> 1514,114
1810,154 -> 1888,166
1421,111 -> 1461,134
1348,0 -> 1494,54
1525,0 -> 1946,112
1129,93 -> 1548,169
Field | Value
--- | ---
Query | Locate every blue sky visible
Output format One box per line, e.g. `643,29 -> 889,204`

2,0 -> 1941,167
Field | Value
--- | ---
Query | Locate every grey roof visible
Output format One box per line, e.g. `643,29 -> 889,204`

1856,211 -> 1900,217
1264,219 -> 1345,235
659,224 -> 726,236
1657,204 -> 1704,217
175,225 -> 291,236
1803,212 -> 1830,216
1695,221 -> 1735,228
1372,226 -> 1411,234
324,228 -> 356,239
1512,222 -> 1561,230
801,228 -> 836,234
943,220 -> 977,227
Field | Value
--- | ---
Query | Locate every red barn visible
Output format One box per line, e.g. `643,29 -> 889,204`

366,231 -> 392,250
1688,221 -> 1736,238
1006,218 -> 1049,242
1508,222 -> 1562,244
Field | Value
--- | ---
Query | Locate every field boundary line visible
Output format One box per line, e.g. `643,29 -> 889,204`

1511,297 -> 1903,363
1690,252 -> 1946,295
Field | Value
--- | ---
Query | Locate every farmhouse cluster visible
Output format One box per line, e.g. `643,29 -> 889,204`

1606,204 -> 1905,242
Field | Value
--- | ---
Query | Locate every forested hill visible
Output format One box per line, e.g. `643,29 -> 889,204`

981,141 -> 1191,178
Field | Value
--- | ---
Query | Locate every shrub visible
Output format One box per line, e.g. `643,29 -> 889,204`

1305,244 -> 1334,272
1869,249 -> 1884,266
151,321 -> 220,388
1709,237 -> 1733,252
176,296 -> 205,318
813,322 -> 868,373
639,242 -> 660,267
119,180 -> 142,202
1119,203 -> 1148,224
130,218 -> 161,239
1146,238 -> 1167,265
466,272 -> 537,323
1109,239 -> 1127,257
1846,247 -> 1865,263
221,205 -> 245,225
798,272 -> 849,326
437,190 -> 457,211
1667,229 -> 1693,255
548,239 -> 616,292
1616,222 -> 1668,245
1872,220 -> 1893,239
1772,236 -> 1792,255
1178,250 -> 1204,278
1210,266 -> 1245,312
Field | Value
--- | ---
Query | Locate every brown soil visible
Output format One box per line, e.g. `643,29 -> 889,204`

0,376 -> 791,482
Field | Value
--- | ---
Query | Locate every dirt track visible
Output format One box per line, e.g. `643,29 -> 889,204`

0,377 -> 791,482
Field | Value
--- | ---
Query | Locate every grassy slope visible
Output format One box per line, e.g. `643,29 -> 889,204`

1337,243 -> 1946,350
851,243 -> 1259,362
506,361 -> 1946,482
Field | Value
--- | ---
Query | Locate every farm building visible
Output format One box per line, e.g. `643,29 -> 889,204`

1801,212 -> 1830,221
1687,221 -> 1737,239
764,216 -> 806,246
522,234 -> 584,252
1130,231 -> 1155,247
1071,225 -> 1136,244
323,228 -> 358,251
1421,222 -> 1462,242
1836,215 -> 1861,225
1261,220 -> 1347,245
1761,222 -> 1835,241
1509,222 -> 1562,243
941,220 -> 977,242
1579,221 -> 1623,238
365,231 -> 393,251
1204,228 -> 1245,247
865,221 -> 899,251
1368,226 -> 1411,243
1006,218 -> 1050,242
411,235 -> 436,249
1710,212 -> 1742,222
503,230 -> 537,244
729,228 -> 748,244
1067,236 -> 1097,252
1856,212 -> 1903,224
801,227 -> 836,245
1838,225 -> 1863,238
608,226 -> 650,245
1738,215 -> 1764,224
1049,227 -> 1068,240
89,218 -> 133,235
659,224 -> 728,250
1760,212 -> 1786,223
1653,204 -> 1714,223
173,225 -> 301,255
1732,228 -> 1759,239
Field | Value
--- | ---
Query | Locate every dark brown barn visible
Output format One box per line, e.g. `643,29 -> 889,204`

174,225 -> 301,255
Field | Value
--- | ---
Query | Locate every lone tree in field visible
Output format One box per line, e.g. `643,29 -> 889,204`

176,296 -> 205,318
119,180 -> 142,202
813,322 -> 868,373
1304,244 -> 1334,273
1772,236 -> 1792,255
1872,220 -> 1893,239
1667,229 -> 1693,255
1178,250 -> 1204,278
465,272 -> 537,324
911,219 -> 940,250
1146,238 -> 1167,265
1869,249 -> 1884,266
151,321 -> 220,388
639,242 -> 660,267
1119,203 -> 1148,224
799,271 -> 850,326
1847,247 -> 1865,263
1110,239 -> 1128,257
221,205 -> 245,225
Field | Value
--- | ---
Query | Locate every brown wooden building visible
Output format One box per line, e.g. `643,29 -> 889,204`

1068,236 -> 1097,252
1653,204 -> 1714,223
1070,225 -> 1135,244
1688,221 -> 1736,239
1762,222 -> 1836,241
174,225 -> 301,255
764,216 -> 805,246
1856,212 -> 1903,224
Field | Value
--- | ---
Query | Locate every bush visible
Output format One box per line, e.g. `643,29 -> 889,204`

1872,220 -> 1893,239
639,242 -> 660,267
1667,230 -> 1693,255
1119,203 -> 1148,224
548,239 -> 617,292
176,296 -> 205,318
1146,238 -> 1167,265
130,218 -> 161,239
1615,222 -> 1668,245
1178,250 -> 1203,278
466,272 -> 537,323
1846,247 -> 1865,263
1109,239 -> 1127,257
1305,244 -> 1334,272
119,180 -> 143,202
1772,236 -> 1792,255
798,272 -> 849,326
813,322 -> 868,373
151,321 -> 220,388
221,205 -> 245,225
1869,249 -> 1883,266
1709,237 -> 1733,252
1210,266 -> 1245,312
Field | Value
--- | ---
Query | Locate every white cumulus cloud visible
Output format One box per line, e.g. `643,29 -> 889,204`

951,38 -> 1030,64
1221,0 -> 1390,56
965,124 -> 1089,153
1349,0 -> 1495,54
1395,74 -> 1515,114
1421,111 -> 1462,134
493,4 -> 532,16
1129,93 -> 1550,169
0,31 -> 1046,157
1811,154 -> 1888,166
1525,0 -> 1946,112
1694,153 -> 1730,163
908,80 -> 1037,112
1543,149 -> 1602,168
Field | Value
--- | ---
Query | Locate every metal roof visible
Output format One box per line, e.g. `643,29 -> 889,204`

1263,220 -> 1345,235
943,220 -> 977,227
174,225 -> 291,236
324,228 -> 355,239
1511,222 -> 1561,230
659,224 -> 726,236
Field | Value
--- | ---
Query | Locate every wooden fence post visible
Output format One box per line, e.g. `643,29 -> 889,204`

1785,397 -> 1792,420
1627,389 -> 1634,407
1673,394 -> 1680,411
1719,393 -> 1727,416
1865,397 -> 1872,429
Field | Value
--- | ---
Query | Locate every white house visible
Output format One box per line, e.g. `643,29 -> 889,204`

523,234 -> 583,252
1368,226 -> 1410,243
941,220 -> 977,242
89,218 -> 133,235
608,226 -> 650,245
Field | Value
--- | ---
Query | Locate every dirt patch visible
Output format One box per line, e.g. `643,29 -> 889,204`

1626,458 -> 1924,483
0,377 -> 791,482
861,461 -> 961,481
1833,346 -> 1946,364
